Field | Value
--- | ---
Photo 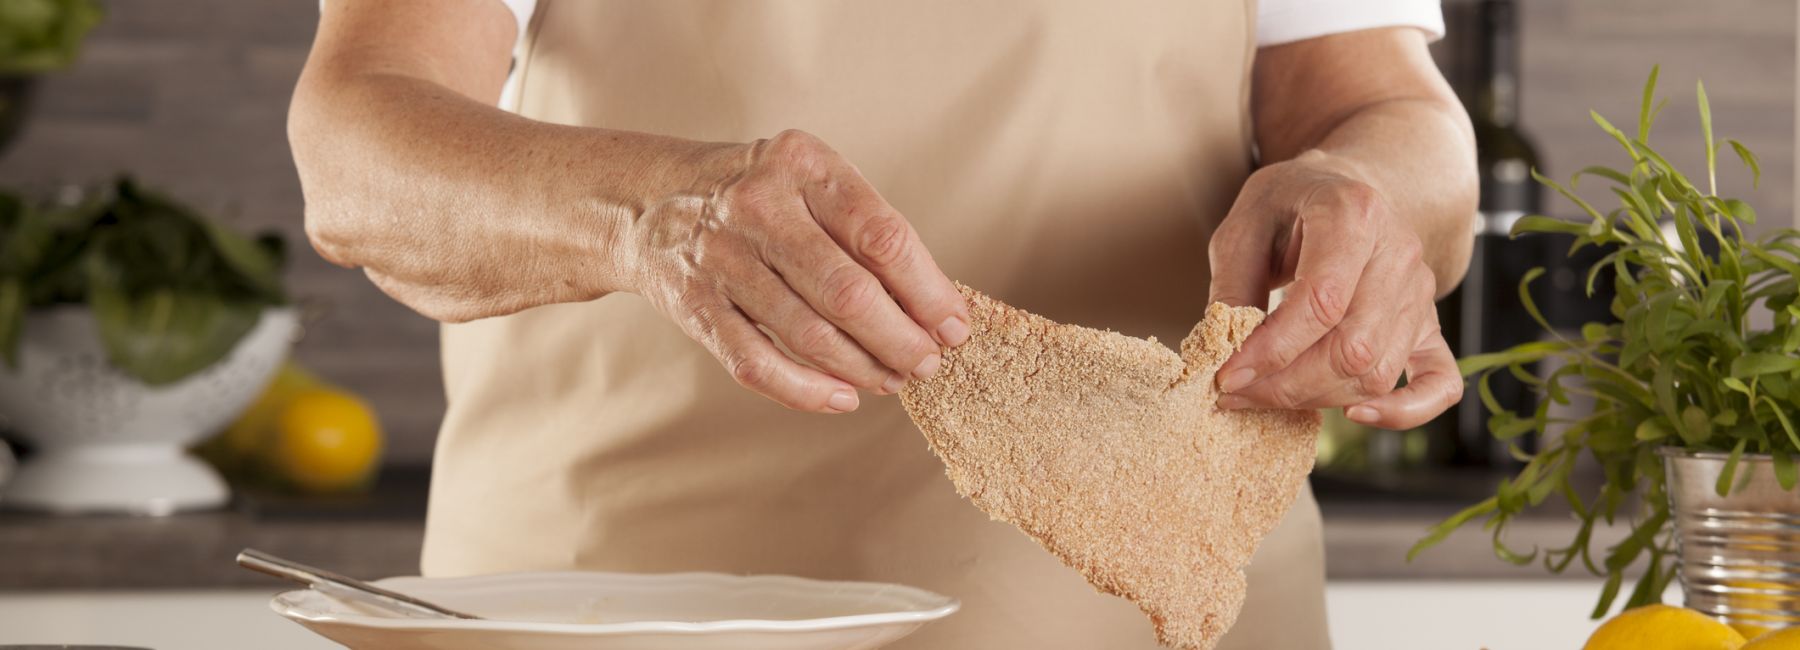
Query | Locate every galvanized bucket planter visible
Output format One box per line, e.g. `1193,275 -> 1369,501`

1664,448 -> 1800,634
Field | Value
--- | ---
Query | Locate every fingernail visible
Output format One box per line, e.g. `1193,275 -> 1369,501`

880,373 -> 906,394
827,390 -> 859,413
1219,368 -> 1257,393
936,316 -> 970,347
911,353 -> 942,379
1218,394 -> 1252,410
1346,405 -> 1379,423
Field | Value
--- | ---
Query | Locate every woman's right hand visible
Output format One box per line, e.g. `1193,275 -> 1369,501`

626,130 -> 970,414
295,5 -> 963,414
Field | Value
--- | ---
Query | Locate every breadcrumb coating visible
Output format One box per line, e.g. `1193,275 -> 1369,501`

901,284 -> 1320,649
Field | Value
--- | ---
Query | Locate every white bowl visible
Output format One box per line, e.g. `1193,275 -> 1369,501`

271,571 -> 960,650
0,306 -> 297,514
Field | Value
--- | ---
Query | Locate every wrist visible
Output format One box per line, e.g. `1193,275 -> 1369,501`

561,132 -> 754,298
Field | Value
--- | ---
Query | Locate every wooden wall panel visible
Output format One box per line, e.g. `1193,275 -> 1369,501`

1513,0 -> 1794,228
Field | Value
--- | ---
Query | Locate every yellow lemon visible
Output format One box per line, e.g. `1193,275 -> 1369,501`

1745,626 -> 1800,649
1723,580 -> 1795,638
1741,623 -> 1779,640
273,387 -> 383,493
1726,579 -> 1788,606
1583,605 -> 1746,650
218,361 -> 321,460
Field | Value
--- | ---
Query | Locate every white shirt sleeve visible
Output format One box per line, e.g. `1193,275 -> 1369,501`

1256,0 -> 1445,47
316,0 -> 538,108
320,0 -> 537,41
495,0 -> 537,35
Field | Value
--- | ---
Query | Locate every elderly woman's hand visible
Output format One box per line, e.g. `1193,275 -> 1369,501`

627,130 -> 970,414
1206,151 -> 1463,430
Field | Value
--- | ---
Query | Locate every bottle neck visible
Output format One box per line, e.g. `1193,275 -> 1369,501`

1477,0 -> 1520,127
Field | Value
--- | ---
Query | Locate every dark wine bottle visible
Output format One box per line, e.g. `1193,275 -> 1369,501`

1434,0 -> 1545,467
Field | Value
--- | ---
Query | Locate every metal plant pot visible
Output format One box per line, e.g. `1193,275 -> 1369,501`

1663,447 -> 1800,634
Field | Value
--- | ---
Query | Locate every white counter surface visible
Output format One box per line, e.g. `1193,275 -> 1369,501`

0,580 -> 1639,649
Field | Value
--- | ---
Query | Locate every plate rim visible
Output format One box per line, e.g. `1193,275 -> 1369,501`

270,570 -> 961,635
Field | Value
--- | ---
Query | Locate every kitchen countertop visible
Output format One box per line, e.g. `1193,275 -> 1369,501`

0,466 -> 1636,590
0,581 -> 1630,650
0,467 -> 434,591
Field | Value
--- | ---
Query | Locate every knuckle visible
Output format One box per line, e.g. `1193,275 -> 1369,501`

1333,180 -> 1382,222
1330,332 -> 1379,378
673,282 -> 715,317
766,129 -> 828,169
718,180 -> 762,212
857,214 -> 913,269
728,353 -> 777,390
790,319 -> 842,357
1269,380 -> 1310,409
1354,356 -> 1402,397
718,186 -> 781,231
682,308 -> 724,347
771,128 -> 818,147
1302,282 -> 1349,328
821,265 -> 880,320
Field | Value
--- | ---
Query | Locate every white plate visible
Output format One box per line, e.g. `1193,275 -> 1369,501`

271,571 -> 960,650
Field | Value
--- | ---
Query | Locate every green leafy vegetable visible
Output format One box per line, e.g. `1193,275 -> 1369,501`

0,177 -> 286,385
0,0 -> 101,74
1410,66 -> 1800,618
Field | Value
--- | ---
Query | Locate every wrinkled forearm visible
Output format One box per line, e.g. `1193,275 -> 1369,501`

288,70 -> 742,322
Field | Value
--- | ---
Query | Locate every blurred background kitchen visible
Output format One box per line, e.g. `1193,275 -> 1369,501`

0,1 -> 1794,648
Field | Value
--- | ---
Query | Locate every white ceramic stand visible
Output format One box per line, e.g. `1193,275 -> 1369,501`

4,445 -> 227,515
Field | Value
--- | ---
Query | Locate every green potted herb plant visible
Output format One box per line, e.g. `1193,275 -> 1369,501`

1410,67 -> 1800,633
0,178 -> 295,514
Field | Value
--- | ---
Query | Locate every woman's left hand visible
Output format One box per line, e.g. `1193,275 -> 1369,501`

1206,151 -> 1463,430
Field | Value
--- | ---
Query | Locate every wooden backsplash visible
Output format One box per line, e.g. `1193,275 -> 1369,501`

1508,0 -> 1793,233
0,0 -> 1791,463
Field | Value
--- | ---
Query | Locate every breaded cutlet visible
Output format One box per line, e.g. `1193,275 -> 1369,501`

900,284 -> 1320,649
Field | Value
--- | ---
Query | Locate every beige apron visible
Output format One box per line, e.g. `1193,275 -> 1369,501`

423,1 -> 1331,647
